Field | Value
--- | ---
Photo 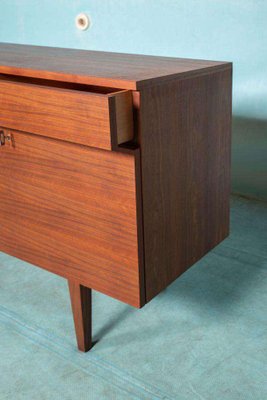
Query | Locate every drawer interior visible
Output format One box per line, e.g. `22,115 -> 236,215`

0,73 -> 121,94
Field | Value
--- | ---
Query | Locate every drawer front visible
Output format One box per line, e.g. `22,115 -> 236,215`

0,129 -> 143,307
0,78 -> 134,150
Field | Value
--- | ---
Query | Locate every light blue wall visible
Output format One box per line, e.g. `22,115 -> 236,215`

0,0 -> 267,200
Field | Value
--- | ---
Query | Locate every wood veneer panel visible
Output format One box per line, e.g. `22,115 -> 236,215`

0,130 -> 143,307
139,68 -> 232,301
0,78 -> 133,150
0,43 -> 231,89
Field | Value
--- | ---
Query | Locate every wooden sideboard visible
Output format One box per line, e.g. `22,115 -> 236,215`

0,43 -> 232,351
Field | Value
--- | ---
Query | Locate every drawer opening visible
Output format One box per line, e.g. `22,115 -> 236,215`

0,73 -> 121,94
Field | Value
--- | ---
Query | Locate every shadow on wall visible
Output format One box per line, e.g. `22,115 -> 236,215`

232,116 -> 267,202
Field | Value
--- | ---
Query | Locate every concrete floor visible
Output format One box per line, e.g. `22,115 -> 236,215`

0,195 -> 266,400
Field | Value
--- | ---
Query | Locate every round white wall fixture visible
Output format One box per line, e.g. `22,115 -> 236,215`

75,13 -> 90,31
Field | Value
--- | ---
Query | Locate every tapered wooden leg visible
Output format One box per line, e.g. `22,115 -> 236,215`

68,280 -> 92,352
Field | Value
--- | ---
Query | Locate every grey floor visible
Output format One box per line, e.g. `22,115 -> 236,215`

0,195 -> 266,400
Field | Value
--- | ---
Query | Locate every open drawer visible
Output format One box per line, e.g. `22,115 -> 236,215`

0,76 -> 134,150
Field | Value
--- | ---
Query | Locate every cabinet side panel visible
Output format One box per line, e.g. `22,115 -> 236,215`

0,131 -> 142,307
140,69 -> 232,302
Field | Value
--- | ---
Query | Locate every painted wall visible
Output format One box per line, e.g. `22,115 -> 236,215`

0,0 -> 266,200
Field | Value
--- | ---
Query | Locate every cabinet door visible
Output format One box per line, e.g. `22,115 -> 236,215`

0,129 -> 144,307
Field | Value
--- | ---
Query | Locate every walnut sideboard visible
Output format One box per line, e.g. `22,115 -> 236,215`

0,43 -> 232,351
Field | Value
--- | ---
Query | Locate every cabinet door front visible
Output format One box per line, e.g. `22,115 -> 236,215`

0,129 -> 143,307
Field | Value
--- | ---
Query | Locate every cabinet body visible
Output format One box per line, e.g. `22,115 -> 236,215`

0,44 -> 232,350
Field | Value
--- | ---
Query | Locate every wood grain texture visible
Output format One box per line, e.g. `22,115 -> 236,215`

0,44 -> 233,353
68,280 -> 92,352
0,129 -> 144,307
0,43 -> 231,90
139,68 -> 232,301
111,90 -> 134,146
0,77 -> 134,151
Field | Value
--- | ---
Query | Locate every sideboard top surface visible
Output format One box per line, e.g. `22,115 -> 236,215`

0,43 -> 231,90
